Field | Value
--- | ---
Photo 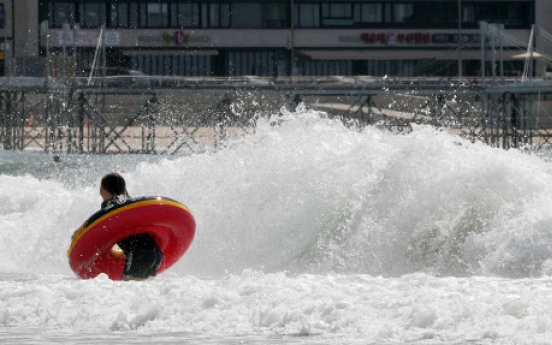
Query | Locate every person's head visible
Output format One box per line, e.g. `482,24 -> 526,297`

100,173 -> 129,201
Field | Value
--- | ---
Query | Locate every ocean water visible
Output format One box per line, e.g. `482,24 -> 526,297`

2,109 -> 552,344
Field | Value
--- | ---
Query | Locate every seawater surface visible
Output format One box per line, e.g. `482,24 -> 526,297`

2,110 -> 552,344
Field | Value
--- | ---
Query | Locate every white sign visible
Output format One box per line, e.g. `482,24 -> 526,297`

58,31 -> 120,47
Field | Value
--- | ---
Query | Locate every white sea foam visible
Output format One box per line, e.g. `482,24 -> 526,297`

1,273 -> 552,344
1,108 -> 552,343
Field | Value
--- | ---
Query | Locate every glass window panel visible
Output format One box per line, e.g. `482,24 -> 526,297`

209,4 -> 219,28
299,6 -> 312,27
341,5 -> 350,19
161,3 -> 169,27
110,4 -> 118,27
262,3 -> 288,28
321,2 -> 352,26
130,3 -> 139,28
507,4 -> 522,19
361,4 -> 382,23
147,3 -> 168,27
299,4 -> 317,27
170,3 -> 178,26
330,4 -> 350,18
428,3 -> 455,24
110,4 -> 129,28
397,2 -> 455,25
176,3 -> 200,27
384,3 -> 392,23
462,4 -> 475,24
504,3 -> 531,26
231,3 -> 261,28
180,3 -> 194,27
0,4 -> 4,28
52,3 -> 75,27
313,4 -> 320,26
201,3 -> 208,28
394,4 -> 413,23
478,3 -> 499,20
220,4 -> 231,28
139,4 -> 147,27
82,3 -> 105,28
118,4 -> 129,28
321,4 -> 329,18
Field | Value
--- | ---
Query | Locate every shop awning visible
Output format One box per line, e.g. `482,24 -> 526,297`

511,52 -> 548,59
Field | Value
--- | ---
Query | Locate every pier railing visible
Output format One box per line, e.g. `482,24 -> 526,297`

1,76 -> 552,154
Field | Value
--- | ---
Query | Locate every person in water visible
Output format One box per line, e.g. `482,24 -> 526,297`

100,173 -> 163,280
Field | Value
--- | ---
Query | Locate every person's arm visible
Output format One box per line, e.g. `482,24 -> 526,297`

117,236 -> 132,252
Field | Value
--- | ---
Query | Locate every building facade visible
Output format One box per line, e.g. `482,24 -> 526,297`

0,0 -> 550,78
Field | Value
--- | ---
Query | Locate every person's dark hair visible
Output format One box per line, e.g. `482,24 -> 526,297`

101,173 -> 129,198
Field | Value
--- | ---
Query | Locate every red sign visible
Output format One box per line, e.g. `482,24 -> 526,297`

175,31 -> 187,45
163,31 -> 190,45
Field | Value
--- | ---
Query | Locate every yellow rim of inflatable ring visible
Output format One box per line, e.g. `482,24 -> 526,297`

68,199 -> 191,257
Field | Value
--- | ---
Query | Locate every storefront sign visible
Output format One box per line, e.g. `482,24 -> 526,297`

138,34 -> 209,45
432,34 -> 481,44
58,31 -> 120,47
138,36 -> 162,43
361,32 -> 431,45
164,31 -> 190,45
338,35 -> 362,43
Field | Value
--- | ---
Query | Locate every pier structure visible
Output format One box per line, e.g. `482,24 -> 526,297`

2,21 -> 552,154
0,75 -> 552,154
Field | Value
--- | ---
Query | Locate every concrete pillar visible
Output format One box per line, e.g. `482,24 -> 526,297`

0,0 -> 13,76
536,0 -> 552,77
13,0 -> 40,76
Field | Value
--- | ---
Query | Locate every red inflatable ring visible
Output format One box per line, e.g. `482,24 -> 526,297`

68,196 -> 196,280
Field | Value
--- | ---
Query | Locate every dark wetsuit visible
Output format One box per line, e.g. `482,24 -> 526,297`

102,197 -> 163,279
118,233 -> 163,279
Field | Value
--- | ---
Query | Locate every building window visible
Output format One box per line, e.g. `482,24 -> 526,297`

45,0 -> 534,31
384,3 -> 392,23
146,2 -> 169,27
50,3 -> 75,28
462,3 -> 476,24
221,4 -> 231,27
0,4 -> 4,28
261,3 -> 289,29
478,2 -> 533,27
398,2 -> 456,27
460,1 -> 534,29
355,3 -> 383,24
110,3 -> 130,28
478,2 -> 501,22
171,3 -> 200,28
322,3 -> 352,18
138,3 -> 147,27
321,3 -> 353,26
294,3 -> 319,28
393,4 -> 413,23
80,3 -> 107,28
209,3 -> 219,27
208,3 -> 230,28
